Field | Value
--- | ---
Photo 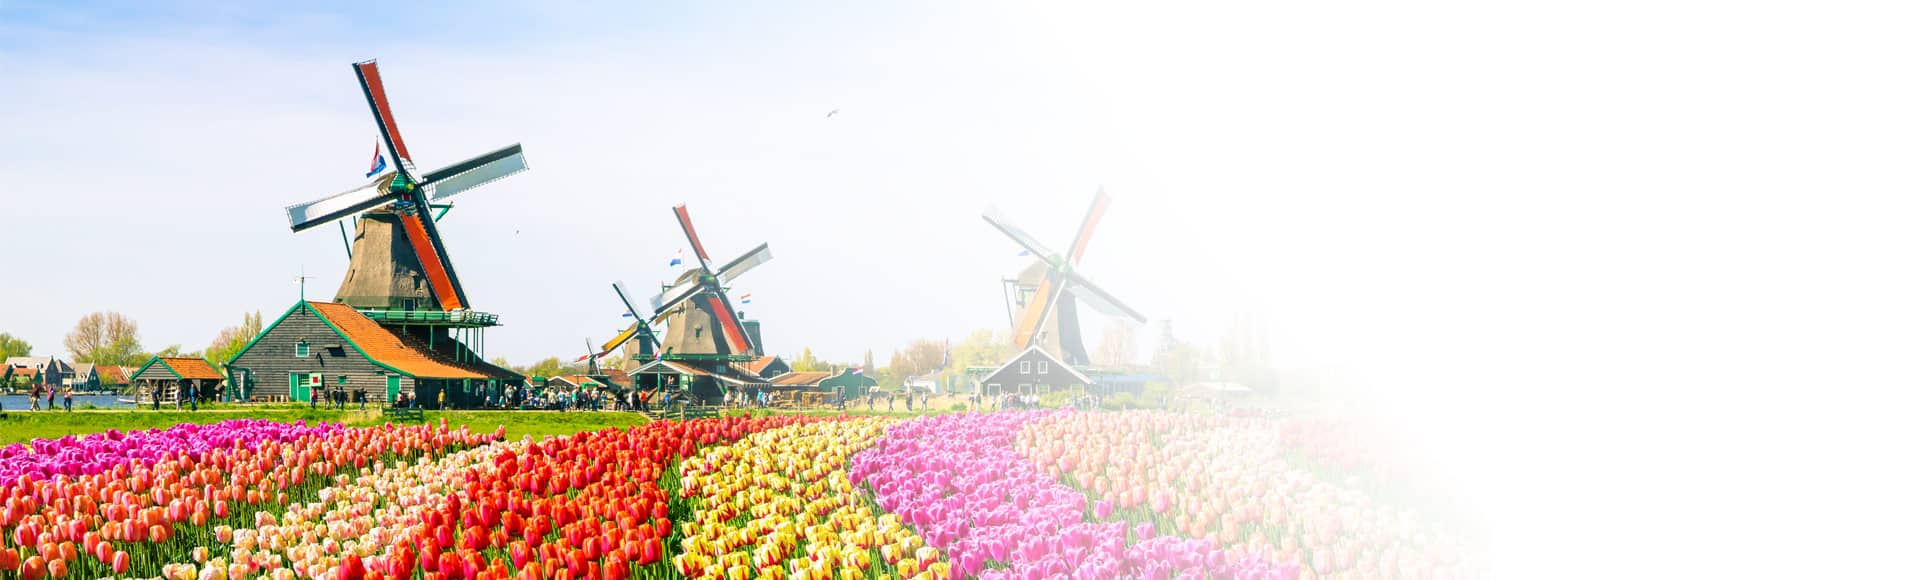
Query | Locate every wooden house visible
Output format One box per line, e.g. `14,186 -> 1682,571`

130,357 -> 225,403
225,301 -> 521,407
70,363 -> 99,390
818,368 -> 879,399
979,346 -> 1093,396
737,355 -> 791,379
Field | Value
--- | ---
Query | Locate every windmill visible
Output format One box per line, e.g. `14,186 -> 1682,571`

284,59 -> 530,312
983,189 -> 1147,366
646,204 -> 772,357
592,281 -> 663,373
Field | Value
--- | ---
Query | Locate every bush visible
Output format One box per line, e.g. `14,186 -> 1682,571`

1101,392 -> 1135,410
948,403 -> 967,412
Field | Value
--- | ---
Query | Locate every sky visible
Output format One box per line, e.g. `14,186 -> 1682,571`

4,0 -> 1920,576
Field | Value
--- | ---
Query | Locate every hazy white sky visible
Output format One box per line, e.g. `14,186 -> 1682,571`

4,0 -> 1920,576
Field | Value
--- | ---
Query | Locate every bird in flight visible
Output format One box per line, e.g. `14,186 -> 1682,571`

826,109 -> 839,118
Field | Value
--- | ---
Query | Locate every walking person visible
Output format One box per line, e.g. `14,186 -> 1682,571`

187,383 -> 197,412
62,385 -> 72,412
29,384 -> 41,411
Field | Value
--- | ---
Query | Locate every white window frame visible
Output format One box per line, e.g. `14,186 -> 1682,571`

1020,361 -> 1031,374
1038,360 -> 1049,374
294,341 -> 310,358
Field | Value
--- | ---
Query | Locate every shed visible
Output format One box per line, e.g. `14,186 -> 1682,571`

130,357 -> 225,403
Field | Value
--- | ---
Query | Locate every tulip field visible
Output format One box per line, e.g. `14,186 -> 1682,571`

0,410 -> 1475,579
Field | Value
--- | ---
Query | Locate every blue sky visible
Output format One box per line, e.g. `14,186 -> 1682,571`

7,0 -> 1920,575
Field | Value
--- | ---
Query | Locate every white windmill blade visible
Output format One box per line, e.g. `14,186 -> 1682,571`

650,279 -> 704,318
716,243 -> 773,284
287,172 -> 397,232
422,143 -> 529,202
982,206 -> 1061,261
1063,272 -> 1147,324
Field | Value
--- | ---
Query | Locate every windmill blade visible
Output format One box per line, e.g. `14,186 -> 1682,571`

982,207 -> 1061,262
673,204 -> 714,271
1063,272 -> 1146,324
600,322 -> 644,354
716,243 -> 772,284
650,280 -> 703,319
394,208 -> 469,310
703,294 -> 755,354
1011,275 -> 1064,350
611,281 -> 658,346
1066,189 -> 1111,265
352,60 -> 417,180
287,173 -> 397,232
422,144 -> 529,202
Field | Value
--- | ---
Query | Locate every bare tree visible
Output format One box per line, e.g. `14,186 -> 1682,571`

1093,319 -> 1138,368
66,311 -> 140,363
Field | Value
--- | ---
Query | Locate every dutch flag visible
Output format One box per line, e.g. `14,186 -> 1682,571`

852,366 -> 863,375
669,248 -> 684,268
365,143 -> 388,178
739,293 -> 753,305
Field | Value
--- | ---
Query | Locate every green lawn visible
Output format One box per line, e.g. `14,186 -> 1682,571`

0,404 -> 667,445
0,401 -> 987,446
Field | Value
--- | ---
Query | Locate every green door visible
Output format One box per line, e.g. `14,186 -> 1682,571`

386,376 -> 401,403
290,373 -> 308,402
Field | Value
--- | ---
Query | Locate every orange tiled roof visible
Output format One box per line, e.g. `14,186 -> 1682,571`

307,302 -> 492,380
158,357 -> 224,380
769,371 -> 832,386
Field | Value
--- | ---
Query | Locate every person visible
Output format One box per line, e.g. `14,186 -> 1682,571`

310,386 -> 319,409
437,388 -> 446,410
48,386 -> 57,411
887,393 -> 895,411
866,393 -> 874,411
29,384 -> 41,411
62,385 -> 72,412
186,383 -> 197,412
356,387 -> 367,410
905,392 -> 913,412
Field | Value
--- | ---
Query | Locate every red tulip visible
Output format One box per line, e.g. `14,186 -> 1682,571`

340,553 -> 366,580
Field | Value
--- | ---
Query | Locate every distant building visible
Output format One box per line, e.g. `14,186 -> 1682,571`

979,346 -> 1093,396
6,356 -> 70,387
96,365 -> 134,390
70,363 -> 99,390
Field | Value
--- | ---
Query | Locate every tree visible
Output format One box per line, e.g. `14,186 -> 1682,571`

1217,317 -> 1274,389
89,335 -> 148,367
888,339 -> 947,381
66,311 -> 140,364
791,347 -> 825,372
1093,320 -> 1138,368
0,333 -> 30,360
527,357 -> 566,378
1151,342 -> 1211,386
205,311 -> 264,366
939,330 -> 1012,389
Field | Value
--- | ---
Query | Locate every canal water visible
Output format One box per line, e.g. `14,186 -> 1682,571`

0,394 -> 136,410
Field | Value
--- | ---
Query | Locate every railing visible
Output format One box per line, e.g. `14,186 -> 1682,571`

358,309 -> 499,327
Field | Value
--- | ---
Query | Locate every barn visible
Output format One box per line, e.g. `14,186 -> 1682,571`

225,301 -> 521,407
